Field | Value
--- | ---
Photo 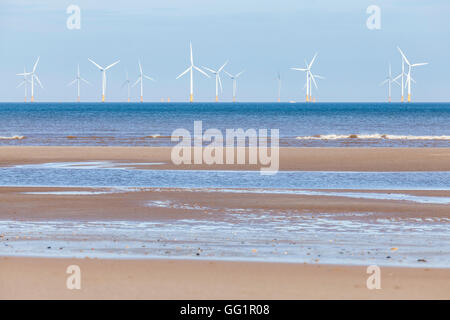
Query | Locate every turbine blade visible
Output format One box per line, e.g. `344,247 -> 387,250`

34,75 -> 43,88
88,58 -> 104,70
308,53 -> 318,68
380,79 -> 389,86
16,81 -> 26,88
131,78 -> 140,87
194,65 -> 210,78
397,47 -> 410,66
412,62 -> 428,67
202,66 -> 216,74
67,79 -> 77,87
144,75 -> 155,81
218,60 -> 228,72
105,60 -> 120,70
290,68 -> 307,72
190,42 -> 193,65
224,71 -> 233,78
218,74 -> 223,92
138,60 -> 143,74
235,70 -> 245,78
81,78 -> 91,85
310,73 -> 318,89
33,57 -> 40,72
176,67 -> 191,79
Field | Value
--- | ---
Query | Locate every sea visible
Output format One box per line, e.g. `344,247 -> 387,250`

0,102 -> 449,147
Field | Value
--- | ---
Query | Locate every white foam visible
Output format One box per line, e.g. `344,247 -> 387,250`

296,134 -> 450,140
0,135 -> 25,140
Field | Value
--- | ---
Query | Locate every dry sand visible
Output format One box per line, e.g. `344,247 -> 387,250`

0,146 -> 450,171
0,257 -> 449,299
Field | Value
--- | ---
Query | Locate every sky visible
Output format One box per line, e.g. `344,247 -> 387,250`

0,0 -> 449,102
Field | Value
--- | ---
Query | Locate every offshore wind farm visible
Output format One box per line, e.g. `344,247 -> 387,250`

13,44 -> 430,103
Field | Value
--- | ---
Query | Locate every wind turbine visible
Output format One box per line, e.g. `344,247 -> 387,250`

132,60 -> 155,103
276,72 -> 281,102
380,63 -> 399,103
291,53 -> 323,102
224,70 -> 244,102
16,57 -> 43,102
122,70 -> 131,102
88,58 -> 120,102
176,42 -> 210,102
16,67 -> 30,102
67,64 -> 90,102
202,61 -> 228,102
393,58 -> 406,102
203,61 -> 228,102
397,47 -> 428,102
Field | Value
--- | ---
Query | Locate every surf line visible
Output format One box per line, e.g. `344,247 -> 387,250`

170,121 -> 279,175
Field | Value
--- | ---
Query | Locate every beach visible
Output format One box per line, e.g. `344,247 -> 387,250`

1,257 -> 449,300
0,146 -> 449,299
1,146 -> 450,171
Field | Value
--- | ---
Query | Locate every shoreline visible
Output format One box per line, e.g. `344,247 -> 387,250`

0,146 -> 450,171
1,257 -> 449,299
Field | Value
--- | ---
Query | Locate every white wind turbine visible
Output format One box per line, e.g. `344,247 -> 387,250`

397,47 -> 428,102
122,70 -> 131,102
393,58 -> 416,103
380,63 -> 399,103
224,70 -> 244,102
132,60 -> 155,103
176,42 -> 210,102
88,58 -> 120,102
202,61 -> 228,102
16,67 -> 30,102
67,64 -> 90,102
291,53 -> 324,102
16,57 -> 43,102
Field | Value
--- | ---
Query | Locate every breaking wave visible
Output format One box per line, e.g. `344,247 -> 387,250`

0,135 -> 25,140
296,134 -> 450,140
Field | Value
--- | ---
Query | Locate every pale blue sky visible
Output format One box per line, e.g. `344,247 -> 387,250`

0,0 -> 449,102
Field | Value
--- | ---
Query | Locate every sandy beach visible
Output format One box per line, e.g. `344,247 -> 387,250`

0,146 -> 450,171
0,146 -> 449,299
1,257 -> 449,299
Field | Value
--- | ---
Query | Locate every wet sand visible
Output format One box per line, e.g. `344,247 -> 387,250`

0,186 -> 449,221
1,257 -> 449,299
1,146 -> 450,171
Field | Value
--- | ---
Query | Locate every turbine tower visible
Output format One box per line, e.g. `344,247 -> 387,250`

380,63 -> 399,103
224,70 -> 244,102
16,67 -> 30,102
16,57 -> 43,102
122,70 -> 131,102
176,42 -> 209,102
393,58 -> 406,102
202,61 -> 228,102
276,72 -> 281,102
291,53 -> 323,102
88,58 -> 120,102
67,64 -> 90,102
132,60 -> 155,103
397,47 -> 428,102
